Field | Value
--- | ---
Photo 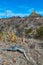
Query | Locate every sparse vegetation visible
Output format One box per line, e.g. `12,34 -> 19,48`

0,12 -> 43,65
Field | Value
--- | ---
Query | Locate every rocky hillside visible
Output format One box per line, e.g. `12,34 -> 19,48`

0,11 -> 43,39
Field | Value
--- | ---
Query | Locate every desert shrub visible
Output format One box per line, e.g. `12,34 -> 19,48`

25,28 -> 33,35
36,26 -> 43,37
7,32 -> 17,42
0,32 -> 7,41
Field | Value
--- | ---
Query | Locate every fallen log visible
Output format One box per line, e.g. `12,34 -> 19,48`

1,45 -> 37,65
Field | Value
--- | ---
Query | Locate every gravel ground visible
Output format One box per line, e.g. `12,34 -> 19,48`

0,39 -> 43,65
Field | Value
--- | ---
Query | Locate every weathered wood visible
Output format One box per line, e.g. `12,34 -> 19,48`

1,45 -> 37,65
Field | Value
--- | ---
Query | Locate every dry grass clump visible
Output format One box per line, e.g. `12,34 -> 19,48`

7,32 -> 17,42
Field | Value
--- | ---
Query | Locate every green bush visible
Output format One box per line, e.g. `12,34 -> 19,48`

36,26 -> 43,37
25,28 -> 33,35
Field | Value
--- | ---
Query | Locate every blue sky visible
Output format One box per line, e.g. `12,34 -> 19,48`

0,0 -> 43,18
